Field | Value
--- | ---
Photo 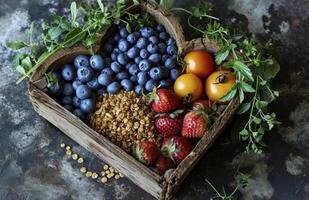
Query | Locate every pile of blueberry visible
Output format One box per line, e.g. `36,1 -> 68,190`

48,22 -> 180,120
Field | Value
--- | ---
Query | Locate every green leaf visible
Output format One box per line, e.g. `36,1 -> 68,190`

263,58 -> 280,80
237,102 -> 251,115
21,56 -> 32,69
220,86 -> 237,102
70,2 -> 78,23
133,0 -> 140,5
215,49 -> 229,65
160,0 -> 174,10
239,81 -> 255,93
97,0 -> 105,12
224,60 -> 254,82
63,28 -> 86,47
240,129 -> 249,136
16,65 -> 26,75
255,100 -> 268,109
6,41 -> 28,50
253,116 -> 261,124
48,27 -> 62,40
239,88 -> 245,103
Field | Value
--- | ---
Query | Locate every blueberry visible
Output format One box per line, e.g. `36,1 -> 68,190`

101,67 -> 114,76
166,45 -> 177,55
159,79 -> 173,88
129,64 -> 139,75
72,79 -> 82,90
107,82 -> 121,94
127,47 -> 140,59
158,43 -> 166,54
73,108 -> 86,120
134,85 -> 144,95
147,44 -> 158,54
116,71 -> 130,81
105,57 -> 112,67
114,34 -> 121,42
164,57 -> 176,69
111,48 -> 121,61
166,38 -> 176,46
149,36 -> 159,44
140,27 -> 155,38
159,32 -> 169,41
136,38 -> 148,49
149,67 -> 164,80
77,66 -> 94,82
130,75 -> 137,83
90,54 -> 105,71
63,104 -> 74,112
103,42 -> 114,53
162,54 -> 169,63
127,32 -> 140,44
118,39 -> 130,52
134,56 -> 142,64
170,69 -> 180,81
111,62 -> 123,73
97,87 -> 107,97
117,53 -> 129,65
138,60 -> 151,71
80,98 -> 95,113
61,64 -> 76,81
98,73 -> 113,86
119,28 -> 129,38
62,96 -> 73,105
63,83 -> 74,96
76,85 -> 91,99
140,49 -> 149,59
145,79 -> 158,92
118,22 -> 126,30
121,79 -> 134,91
125,63 -> 132,70
87,78 -> 101,90
155,24 -> 166,32
73,96 -> 81,107
149,53 -> 161,64
48,83 -> 62,96
51,71 -> 62,82
137,71 -> 150,85
74,55 -> 89,69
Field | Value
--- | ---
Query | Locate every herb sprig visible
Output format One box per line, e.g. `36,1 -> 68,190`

6,0 -> 140,84
169,1 -> 280,153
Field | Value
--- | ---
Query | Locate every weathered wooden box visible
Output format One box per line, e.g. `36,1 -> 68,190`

28,1 -> 240,199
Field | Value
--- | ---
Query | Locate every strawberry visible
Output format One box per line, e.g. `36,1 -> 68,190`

155,155 -> 175,174
161,136 -> 193,164
192,99 -> 211,110
133,141 -> 160,165
148,88 -> 181,113
154,110 -> 184,137
181,108 -> 209,138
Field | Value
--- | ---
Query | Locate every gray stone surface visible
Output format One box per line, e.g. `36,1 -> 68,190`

0,0 -> 308,200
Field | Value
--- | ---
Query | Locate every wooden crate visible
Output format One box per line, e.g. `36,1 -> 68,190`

28,1 -> 240,199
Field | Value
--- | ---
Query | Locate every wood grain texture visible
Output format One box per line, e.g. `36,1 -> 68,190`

28,1 -> 240,200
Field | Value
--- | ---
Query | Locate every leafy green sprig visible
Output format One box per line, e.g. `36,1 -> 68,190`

6,0 -> 140,84
168,1 -> 280,153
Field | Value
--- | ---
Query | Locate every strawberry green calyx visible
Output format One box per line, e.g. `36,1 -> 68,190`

161,143 -> 177,163
133,144 -> 147,164
169,109 -> 184,118
192,107 -> 211,124
146,87 -> 159,104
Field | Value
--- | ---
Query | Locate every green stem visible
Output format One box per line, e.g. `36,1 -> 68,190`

187,16 -> 204,34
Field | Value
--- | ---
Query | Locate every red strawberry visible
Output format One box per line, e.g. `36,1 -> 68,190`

148,88 -> 181,113
192,99 -> 211,110
161,136 -> 193,164
181,108 -> 209,138
134,141 -> 160,165
155,155 -> 175,174
154,110 -> 184,137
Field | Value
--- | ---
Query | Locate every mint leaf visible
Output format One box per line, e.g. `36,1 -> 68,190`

239,81 -> 255,93
6,41 -> 28,50
220,85 -> 237,101
70,2 -> 78,23
224,60 -> 254,82
237,102 -> 251,115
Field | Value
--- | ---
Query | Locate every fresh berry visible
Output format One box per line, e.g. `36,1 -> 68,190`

61,64 -> 76,81
118,39 -> 130,52
73,108 -> 86,120
87,78 -> 101,90
114,33 -> 121,42
121,79 -> 134,91
73,96 -> 81,107
101,67 -> 114,76
127,47 -> 140,59
164,57 -> 176,69
135,85 -> 144,95
116,71 -> 130,81
138,60 -> 151,71
166,38 -> 176,46
111,48 -> 121,61
145,79 -> 158,92
159,32 -> 169,41
117,53 -> 129,65
77,66 -> 94,82
48,83 -> 62,96
134,56 -> 142,64
149,53 -> 161,64
154,110 -> 184,137
155,24 -> 165,32
74,55 -> 89,69
159,79 -> 172,88
63,83 -> 74,96
140,49 -> 150,59
158,43 -> 166,54
119,28 -> 129,38
166,45 -> 177,55
147,43 -> 158,54
192,100 -> 211,109
98,73 -> 113,86
136,38 -> 148,49
127,32 -> 140,44
137,71 -> 149,85
140,27 -> 155,38
80,98 -> 95,113
155,155 -> 174,174
72,79 -> 82,90
90,54 -> 105,71
97,87 -> 107,96
149,67 -> 164,80
161,136 -> 193,164
181,109 -> 209,138
162,54 -> 169,63
111,62 -> 123,73
62,96 -> 73,105
128,64 -> 139,76
149,36 -> 159,44
170,69 -> 180,81
133,141 -> 159,165
130,75 -> 137,83
148,88 -> 181,113
76,85 -> 91,99
107,82 -> 121,94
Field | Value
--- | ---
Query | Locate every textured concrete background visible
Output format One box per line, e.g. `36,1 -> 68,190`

0,0 -> 308,200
